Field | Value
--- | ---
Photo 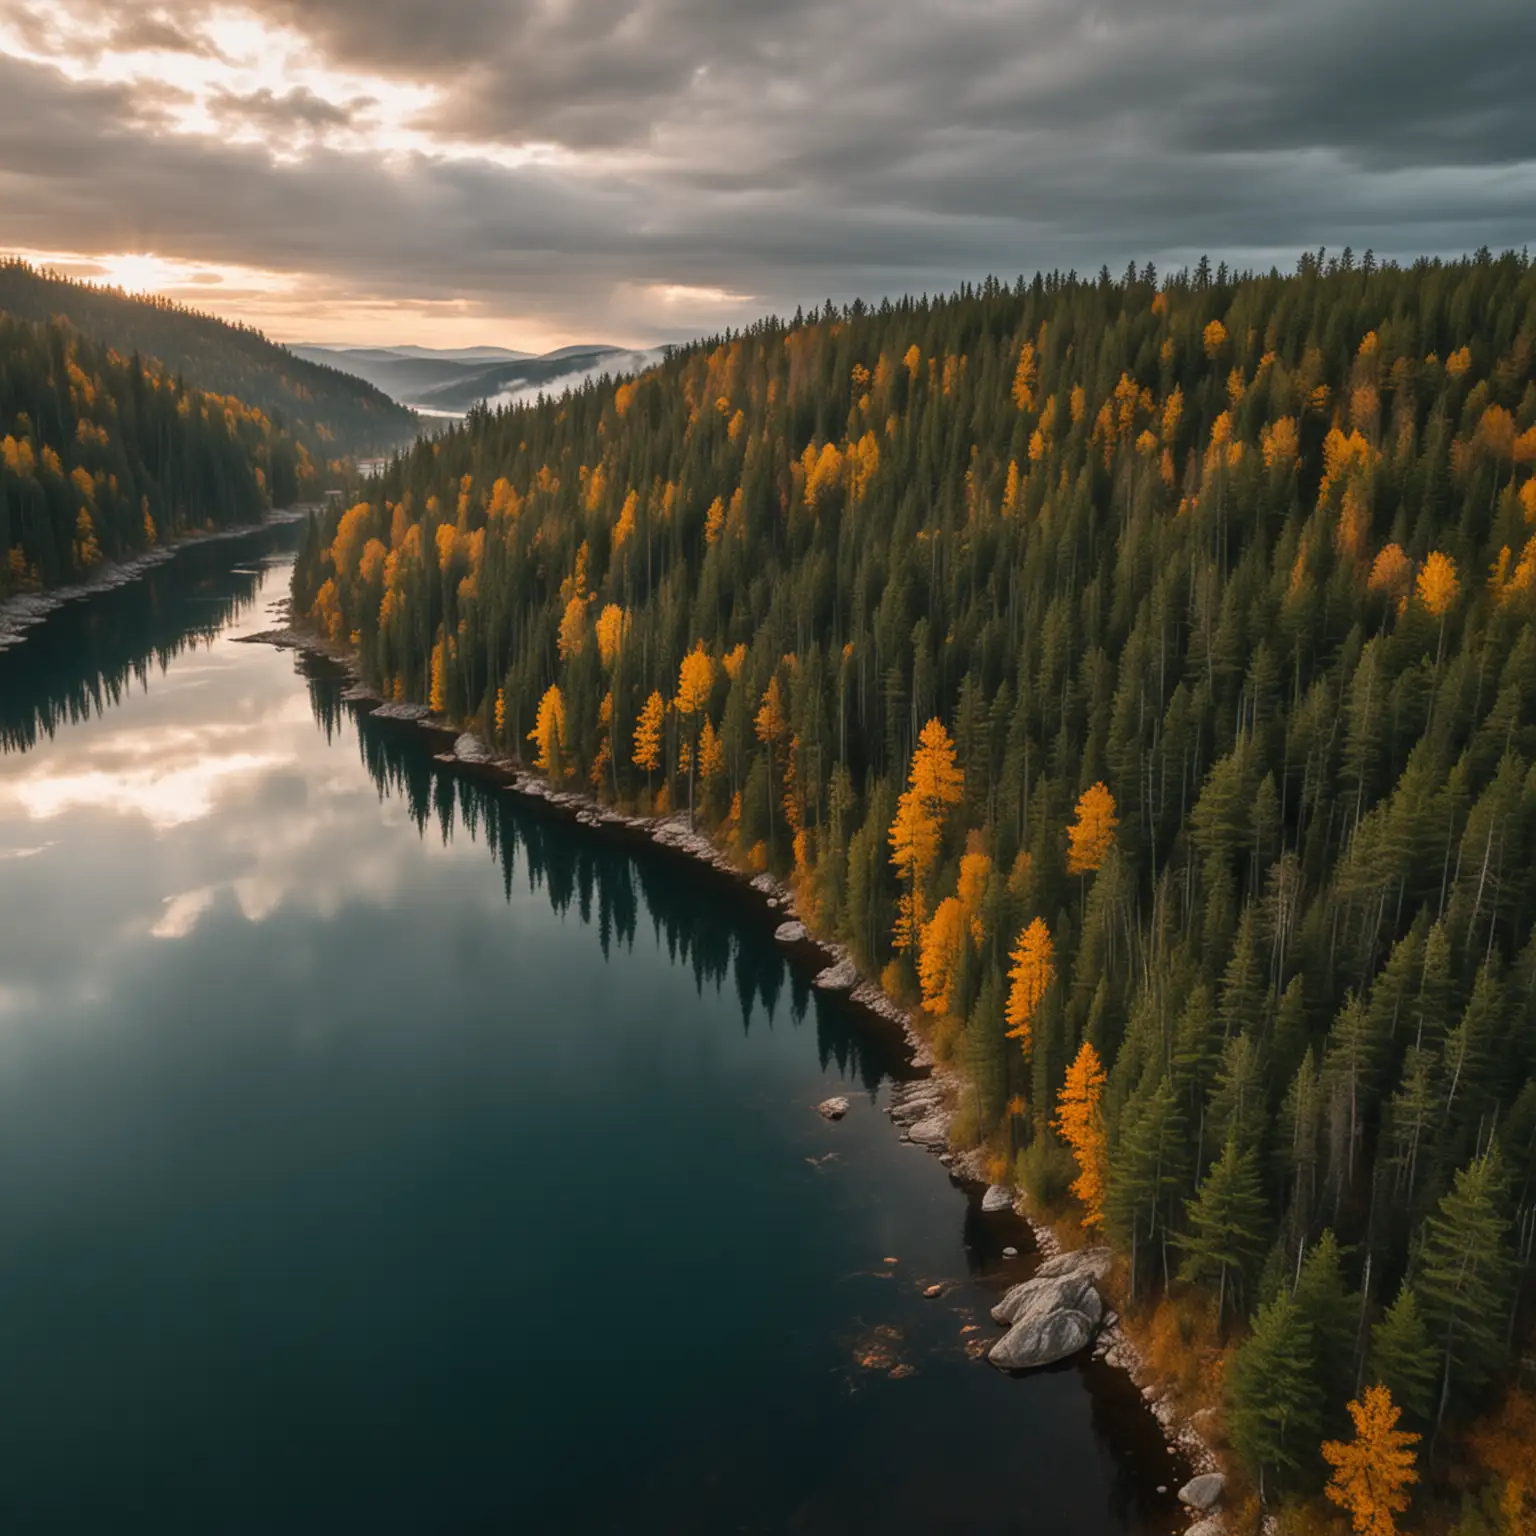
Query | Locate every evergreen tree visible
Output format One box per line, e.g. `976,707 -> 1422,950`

1415,1149 -> 1516,1428
1369,1284 -> 1439,1428
1178,1133 -> 1269,1326
1228,1290 -> 1324,1499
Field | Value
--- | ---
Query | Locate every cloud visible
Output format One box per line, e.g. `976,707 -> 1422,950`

0,0 -> 1533,345
208,84 -> 370,134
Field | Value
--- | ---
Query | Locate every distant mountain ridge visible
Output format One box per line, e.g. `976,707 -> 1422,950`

292,340 -> 664,414
0,261 -> 416,458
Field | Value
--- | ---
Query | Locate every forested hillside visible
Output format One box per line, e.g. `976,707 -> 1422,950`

0,312 -> 314,593
296,250 -> 1536,1527
0,262 -> 416,457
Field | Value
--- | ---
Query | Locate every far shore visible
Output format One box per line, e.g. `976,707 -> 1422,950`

0,504 -> 315,653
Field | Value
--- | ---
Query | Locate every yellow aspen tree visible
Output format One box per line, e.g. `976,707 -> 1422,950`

918,897 -> 968,1018
1002,459 -> 1022,517
1321,1385 -> 1420,1536
528,684 -> 567,778
494,687 -> 507,737
956,845 -> 992,943
1004,917 -> 1055,1056
1011,341 -> 1037,411
1417,550 -> 1460,668
888,718 -> 963,958
1054,1041 -> 1108,1229
1416,550 -> 1459,616
557,594 -> 587,659
428,629 -> 447,713
633,690 -> 665,801
1369,544 -> 1412,608
1066,782 -> 1118,876
704,496 -> 725,544
1203,319 -> 1228,358
675,642 -> 714,828
612,489 -> 638,553
590,690 -> 614,791
698,717 -> 726,786
595,603 -> 630,670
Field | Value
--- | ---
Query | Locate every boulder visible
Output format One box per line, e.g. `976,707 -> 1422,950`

988,1307 -> 1095,1371
813,957 -> 859,991
992,1271 -> 1101,1328
980,1184 -> 1014,1214
1185,1521 -> 1224,1536
774,920 -> 808,944
1178,1474 -> 1225,1512
907,1114 -> 950,1147
453,731 -> 491,764
1002,1246 -> 1019,1258
1034,1247 -> 1114,1282
817,1096 -> 850,1121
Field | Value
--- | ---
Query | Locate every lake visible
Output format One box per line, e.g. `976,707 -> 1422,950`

0,529 -> 1189,1533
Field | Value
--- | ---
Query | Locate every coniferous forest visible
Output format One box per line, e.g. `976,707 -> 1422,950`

0,261 -> 417,460
0,310 -> 318,595
298,251 -> 1536,1528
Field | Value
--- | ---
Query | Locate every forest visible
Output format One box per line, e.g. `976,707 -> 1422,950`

0,310 -> 314,594
294,249 -> 1536,1532
0,261 -> 416,460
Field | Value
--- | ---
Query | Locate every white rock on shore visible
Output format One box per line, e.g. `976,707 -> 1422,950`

981,1184 -> 1014,1213
906,1114 -> 951,1147
453,732 -> 492,764
817,1096 -> 850,1121
774,920 -> 808,943
988,1307 -> 1096,1371
1179,1473 -> 1225,1511
371,701 -> 432,721
813,957 -> 859,991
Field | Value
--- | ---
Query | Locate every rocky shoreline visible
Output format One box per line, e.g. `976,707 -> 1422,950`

239,633 -> 1228,1529
0,505 -> 314,652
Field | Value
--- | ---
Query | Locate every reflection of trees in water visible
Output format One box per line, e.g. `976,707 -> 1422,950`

0,535 -> 291,754
336,674 -> 899,1096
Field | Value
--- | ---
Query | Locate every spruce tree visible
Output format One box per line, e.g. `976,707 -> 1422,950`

1369,1284 -> 1438,1428
1415,1148 -> 1516,1428
1227,1291 -> 1323,1500
1177,1133 -> 1269,1327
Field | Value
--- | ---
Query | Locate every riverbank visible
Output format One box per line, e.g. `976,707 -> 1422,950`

235,617 -> 1227,1523
0,506 -> 315,653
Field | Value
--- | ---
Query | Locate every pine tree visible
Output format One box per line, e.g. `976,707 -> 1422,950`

1227,1290 -> 1323,1499
1294,1229 -> 1360,1423
1415,1148 -> 1516,1428
1178,1134 -> 1269,1327
1370,1284 -> 1438,1427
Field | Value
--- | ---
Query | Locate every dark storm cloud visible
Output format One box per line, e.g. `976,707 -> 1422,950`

1,0 -> 1534,336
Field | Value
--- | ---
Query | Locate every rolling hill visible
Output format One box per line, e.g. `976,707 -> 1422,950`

0,261 -> 417,458
294,341 -> 664,415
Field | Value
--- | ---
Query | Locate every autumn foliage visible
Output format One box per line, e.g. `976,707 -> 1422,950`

1321,1386 -> 1419,1536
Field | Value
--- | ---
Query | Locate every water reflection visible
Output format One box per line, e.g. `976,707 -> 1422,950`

0,545 -> 1188,1536
335,663 -> 897,1092
0,535 -> 282,754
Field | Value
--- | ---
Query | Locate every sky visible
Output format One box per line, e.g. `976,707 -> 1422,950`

1,0 -> 1533,351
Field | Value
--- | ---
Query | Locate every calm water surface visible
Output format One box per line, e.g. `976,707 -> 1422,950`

0,532 -> 1188,1533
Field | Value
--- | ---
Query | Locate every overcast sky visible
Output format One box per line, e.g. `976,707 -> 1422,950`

2,0 -> 1533,349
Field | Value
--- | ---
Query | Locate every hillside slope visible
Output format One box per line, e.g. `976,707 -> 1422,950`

296,252 -> 1536,1521
1,310 -> 315,594
0,262 -> 416,457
